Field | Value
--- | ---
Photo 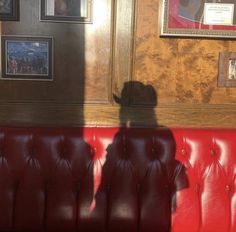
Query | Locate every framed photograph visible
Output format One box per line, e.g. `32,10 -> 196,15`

40,0 -> 92,23
218,52 -> 236,87
1,36 -> 53,81
0,0 -> 19,21
160,0 -> 236,38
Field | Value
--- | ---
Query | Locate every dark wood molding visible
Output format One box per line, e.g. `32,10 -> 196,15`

0,103 -> 235,128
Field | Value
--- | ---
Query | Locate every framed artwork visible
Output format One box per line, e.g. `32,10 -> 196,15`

1,36 -> 53,81
40,0 -> 92,23
218,52 -> 236,87
160,0 -> 236,38
0,0 -> 19,21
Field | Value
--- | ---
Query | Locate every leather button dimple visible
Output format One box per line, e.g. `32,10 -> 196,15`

31,148 -> 36,158
226,185 -> 231,192
91,147 -> 96,155
181,149 -> 186,156
210,149 -> 215,156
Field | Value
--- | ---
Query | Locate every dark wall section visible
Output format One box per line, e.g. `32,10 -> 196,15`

1,0 -> 85,103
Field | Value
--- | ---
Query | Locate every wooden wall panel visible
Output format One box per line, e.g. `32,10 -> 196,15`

112,0 -> 135,101
134,0 -> 236,105
84,0 -> 112,103
1,0 -> 112,103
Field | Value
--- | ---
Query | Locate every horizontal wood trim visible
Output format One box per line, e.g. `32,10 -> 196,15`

0,103 -> 235,128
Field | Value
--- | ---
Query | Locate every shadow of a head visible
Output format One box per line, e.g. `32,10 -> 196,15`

113,81 -> 158,127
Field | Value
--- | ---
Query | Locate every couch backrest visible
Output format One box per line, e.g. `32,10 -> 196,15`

0,127 -> 235,232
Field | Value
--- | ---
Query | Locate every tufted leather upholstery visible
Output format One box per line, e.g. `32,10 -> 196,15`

0,127 -> 235,232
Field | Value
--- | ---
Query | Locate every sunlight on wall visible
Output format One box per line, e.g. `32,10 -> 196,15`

84,0 -> 111,98
88,0 -> 107,31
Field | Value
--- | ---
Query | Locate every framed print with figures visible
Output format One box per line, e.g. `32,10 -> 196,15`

1,36 -> 53,81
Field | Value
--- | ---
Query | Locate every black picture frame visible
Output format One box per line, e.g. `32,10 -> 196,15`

1,36 -> 53,81
40,0 -> 92,23
0,0 -> 19,21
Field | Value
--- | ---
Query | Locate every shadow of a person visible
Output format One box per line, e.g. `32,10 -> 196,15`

83,81 -> 188,232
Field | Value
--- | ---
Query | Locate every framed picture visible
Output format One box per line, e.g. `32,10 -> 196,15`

40,0 -> 92,23
218,52 -> 236,87
1,36 -> 53,81
160,0 -> 236,38
0,0 -> 19,21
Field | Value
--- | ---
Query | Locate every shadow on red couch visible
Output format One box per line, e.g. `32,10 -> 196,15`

80,81 -> 189,232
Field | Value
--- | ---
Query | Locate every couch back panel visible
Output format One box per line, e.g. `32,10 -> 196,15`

0,127 -> 234,232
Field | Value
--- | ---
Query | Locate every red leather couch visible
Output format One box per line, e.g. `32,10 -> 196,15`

0,127 -> 235,232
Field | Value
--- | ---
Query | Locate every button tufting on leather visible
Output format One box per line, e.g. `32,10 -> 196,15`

210,149 -> 216,156
93,147 -> 98,159
59,146 -> 68,159
181,149 -> 186,156
30,148 -> 36,158
225,185 -> 231,192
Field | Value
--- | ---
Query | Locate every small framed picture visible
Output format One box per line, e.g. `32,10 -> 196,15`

1,36 -> 53,81
218,52 -> 236,87
0,0 -> 19,21
40,0 -> 92,23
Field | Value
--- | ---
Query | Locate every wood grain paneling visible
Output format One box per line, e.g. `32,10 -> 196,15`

112,0 -> 135,102
0,0 -> 236,128
134,0 -> 236,105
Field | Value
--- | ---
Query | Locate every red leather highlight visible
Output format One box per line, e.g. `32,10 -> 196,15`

0,127 -> 234,232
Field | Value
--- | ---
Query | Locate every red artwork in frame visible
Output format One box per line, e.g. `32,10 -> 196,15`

160,0 -> 236,38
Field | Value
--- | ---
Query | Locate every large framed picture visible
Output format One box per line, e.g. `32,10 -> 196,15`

40,0 -> 92,23
218,52 -> 236,87
1,36 -> 53,81
160,0 -> 236,38
0,0 -> 19,21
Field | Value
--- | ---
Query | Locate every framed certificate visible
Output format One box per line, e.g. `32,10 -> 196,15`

160,0 -> 236,38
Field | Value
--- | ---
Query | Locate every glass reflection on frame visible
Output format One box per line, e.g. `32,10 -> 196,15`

40,0 -> 92,23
